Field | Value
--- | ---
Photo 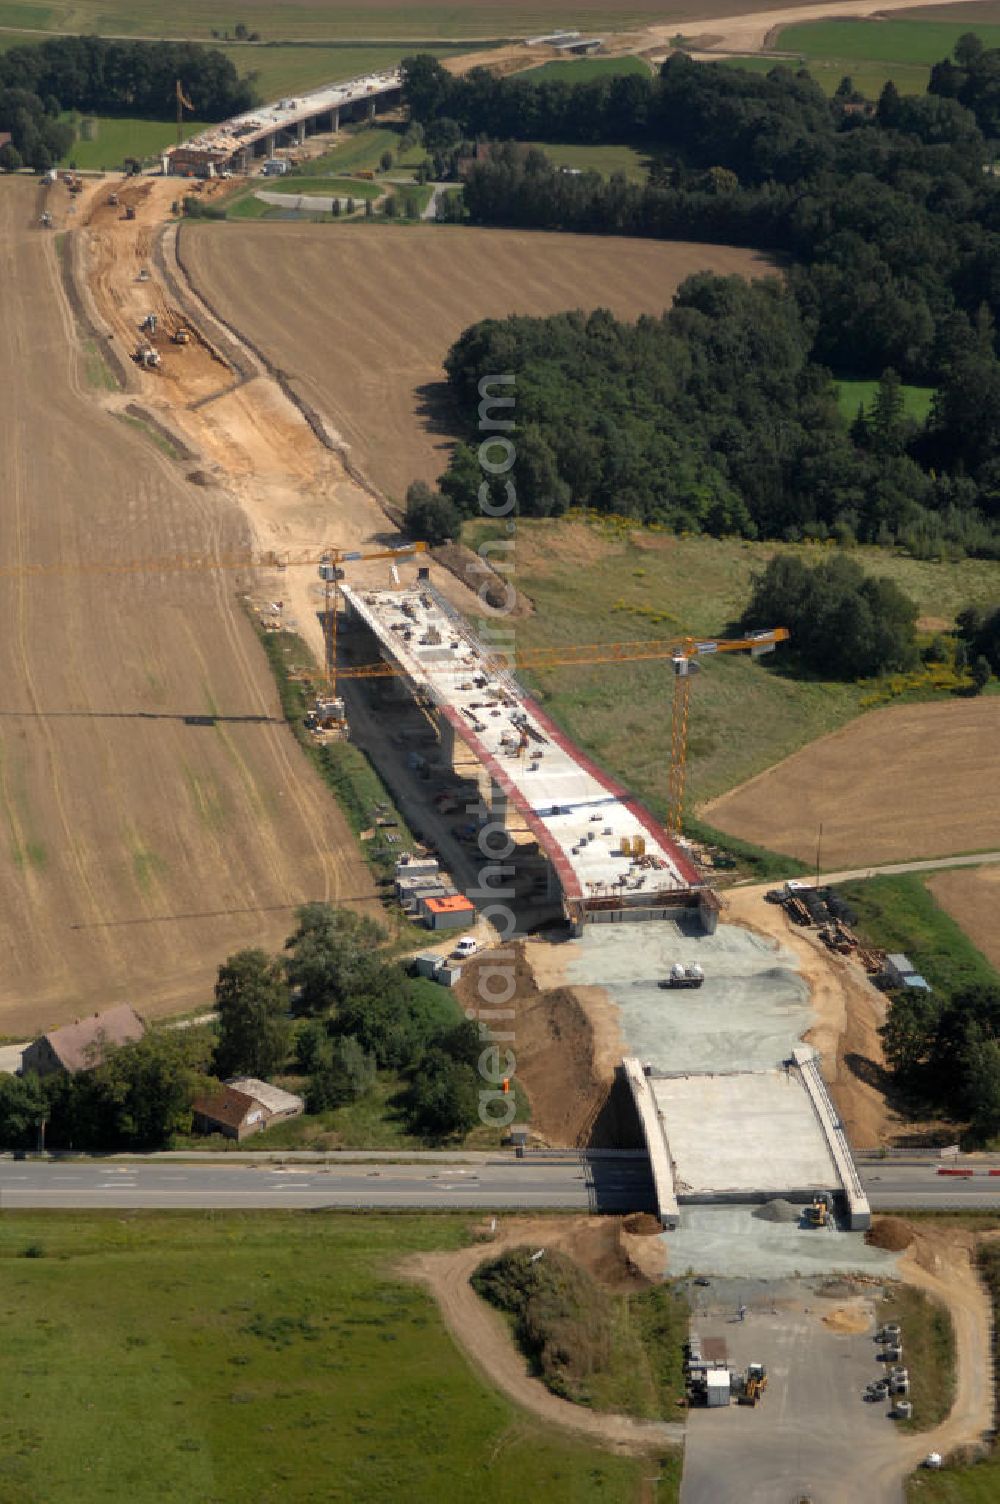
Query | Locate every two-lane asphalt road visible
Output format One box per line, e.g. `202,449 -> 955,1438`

0,1156 -> 656,1212
2,1155 -> 998,1214
860,1160 -> 1000,1211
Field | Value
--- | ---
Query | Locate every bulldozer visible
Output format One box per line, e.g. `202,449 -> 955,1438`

805,1192 -> 832,1228
172,327 -> 191,346
738,1363 -> 768,1406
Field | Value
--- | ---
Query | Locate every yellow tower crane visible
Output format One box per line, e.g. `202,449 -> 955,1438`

175,79 -> 195,148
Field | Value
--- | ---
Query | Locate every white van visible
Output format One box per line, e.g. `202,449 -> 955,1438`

452,937 -> 478,959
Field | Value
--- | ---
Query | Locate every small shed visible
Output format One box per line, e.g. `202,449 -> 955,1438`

413,952 -> 445,979
224,1078 -> 303,1122
420,893 -> 476,930
883,953 -> 932,993
191,1086 -> 267,1141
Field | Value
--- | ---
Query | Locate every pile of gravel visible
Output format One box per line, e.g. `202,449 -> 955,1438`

753,1198 -> 802,1224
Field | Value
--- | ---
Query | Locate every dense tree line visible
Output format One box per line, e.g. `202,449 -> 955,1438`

403,44 -> 1000,399
424,277 -> 1000,555
882,983 -> 1000,1139
0,36 -> 256,123
0,86 -> 74,171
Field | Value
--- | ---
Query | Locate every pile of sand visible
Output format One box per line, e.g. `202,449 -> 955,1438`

822,1306 -> 872,1335
622,1212 -> 663,1237
753,1198 -> 802,1223
865,1217 -> 914,1252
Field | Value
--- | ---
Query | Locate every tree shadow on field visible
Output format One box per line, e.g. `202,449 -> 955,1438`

413,378 -> 460,439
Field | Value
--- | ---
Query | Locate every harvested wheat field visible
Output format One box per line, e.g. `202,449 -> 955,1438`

704,699 -> 1000,868
927,866 -> 1000,972
181,223 -> 775,503
0,185 -> 377,1036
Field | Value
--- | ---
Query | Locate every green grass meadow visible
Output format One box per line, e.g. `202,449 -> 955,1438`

60,115 -> 210,168
526,53 -> 653,83
834,872 -> 1000,997
749,15 -> 1000,100
835,378 -> 936,424
223,41 -> 472,98
776,18 -> 1000,67
525,139 -> 651,180
0,1212 -> 655,1504
717,52 -> 933,98
466,519 -> 1000,820
0,2 -> 671,41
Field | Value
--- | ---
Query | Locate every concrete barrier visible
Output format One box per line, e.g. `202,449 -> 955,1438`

622,1058 -> 679,1229
793,1047 -> 871,1230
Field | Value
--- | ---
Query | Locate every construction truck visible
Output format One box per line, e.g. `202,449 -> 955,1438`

172,327 -> 191,345
737,1363 -> 768,1405
133,344 -> 161,370
662,963 -> 705,989
39,210 -> 53,229
805,1191 -> 832,1228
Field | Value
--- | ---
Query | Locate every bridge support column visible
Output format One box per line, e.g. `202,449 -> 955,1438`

332,107 -> 340,133
296,119 -> 306,145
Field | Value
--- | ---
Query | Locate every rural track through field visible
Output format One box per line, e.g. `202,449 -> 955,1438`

402,1220 -> 686,1456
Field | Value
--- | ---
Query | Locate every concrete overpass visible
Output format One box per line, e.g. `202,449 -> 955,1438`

624,1050 -> 872,1230
165,68 -> 403,176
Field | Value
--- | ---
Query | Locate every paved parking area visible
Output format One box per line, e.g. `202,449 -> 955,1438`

681,1291 -> 908,1504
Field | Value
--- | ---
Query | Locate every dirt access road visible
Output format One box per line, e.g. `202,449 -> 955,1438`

72,173 -> 483,672
0,181 -> 378,1035
402,1215 -> 685,1455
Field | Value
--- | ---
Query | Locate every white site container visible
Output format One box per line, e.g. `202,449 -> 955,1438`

706,1369 -> 731,1408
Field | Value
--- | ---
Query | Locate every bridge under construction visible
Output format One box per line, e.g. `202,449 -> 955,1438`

341,580 -> 718,931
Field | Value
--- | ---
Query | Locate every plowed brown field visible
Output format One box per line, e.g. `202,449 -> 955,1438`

0,184 -> 377,1036
181,223 -> 775,503
927,866 -> 1000,971
703,699 -> 1000,867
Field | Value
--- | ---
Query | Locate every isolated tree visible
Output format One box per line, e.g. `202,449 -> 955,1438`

876,80 -> 902,127
405,1051 -> 478,1138
283,903 -> 386,1016
379,148 -> 394,172
869,368 -> 908,456
214,948 -> 291,1077
307,1035 -> 376,1112
405,479 -> 460,545
954,32 -> 985,68
971,654 -> 992,693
